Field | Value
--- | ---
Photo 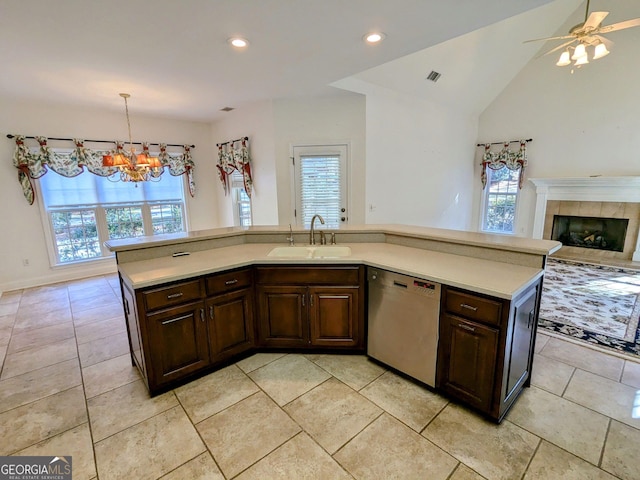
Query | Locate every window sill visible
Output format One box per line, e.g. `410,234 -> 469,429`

51,255 -> 116,270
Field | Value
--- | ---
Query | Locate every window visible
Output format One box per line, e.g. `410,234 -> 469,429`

39,172 -> 186,264
231,171 -> 252,227
481,167 -> 520,234
292,144 -> 348,229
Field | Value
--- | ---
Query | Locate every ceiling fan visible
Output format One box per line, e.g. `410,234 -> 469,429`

524,0 -> 640,67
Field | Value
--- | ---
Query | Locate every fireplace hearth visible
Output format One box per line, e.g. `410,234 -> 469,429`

551,215 -> 629,252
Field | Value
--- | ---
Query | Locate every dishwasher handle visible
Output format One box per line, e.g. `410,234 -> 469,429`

393,281 -> 408,289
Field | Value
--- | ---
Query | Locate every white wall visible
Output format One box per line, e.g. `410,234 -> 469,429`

340,81 -> 477,229
273,94 -> 366,225
477,0 -> 640,237
210,101 -> 278,226
0,97 -> 216,291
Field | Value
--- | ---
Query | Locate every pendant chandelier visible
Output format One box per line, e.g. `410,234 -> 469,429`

102,93 -> 162,182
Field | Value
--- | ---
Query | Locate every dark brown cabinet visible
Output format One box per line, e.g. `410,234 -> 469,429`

437,278 -> 542,422
309,286 -> 360,347
204,268 -> 255,363
146,300 -> 210,387
255,266 -> 364,350
206,288 -> 254,363
257,285 -> 308,347
439,315 -> 499,412
124,268 -> 256,394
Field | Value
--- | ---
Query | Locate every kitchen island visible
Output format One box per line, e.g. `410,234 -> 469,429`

105,224 -> 561,422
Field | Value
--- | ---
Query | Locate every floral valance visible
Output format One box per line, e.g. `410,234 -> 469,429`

480,139 -> 530,189
11,135 -> 195,204
216,137 -> 253,198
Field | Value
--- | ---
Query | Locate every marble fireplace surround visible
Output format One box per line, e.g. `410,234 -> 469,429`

529,177 -> 640,262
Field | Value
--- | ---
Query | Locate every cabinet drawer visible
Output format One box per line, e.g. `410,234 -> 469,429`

143,280 -> 202,312
445,289 -> 502,326
206,269 -> 252,296
256,266 -> 360,285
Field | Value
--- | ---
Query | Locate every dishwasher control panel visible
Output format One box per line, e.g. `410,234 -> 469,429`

368,269 -> 440,298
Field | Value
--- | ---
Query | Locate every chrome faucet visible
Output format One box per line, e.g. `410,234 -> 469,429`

309,214 -> 325,245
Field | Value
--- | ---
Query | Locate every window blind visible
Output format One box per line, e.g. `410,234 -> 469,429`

299,155 -> 341,228
40,171 -> 184,208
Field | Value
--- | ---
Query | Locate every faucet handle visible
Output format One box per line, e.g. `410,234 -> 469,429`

286,224 -> 294,246
320,231 -> 326,245
330,232 -> 336,245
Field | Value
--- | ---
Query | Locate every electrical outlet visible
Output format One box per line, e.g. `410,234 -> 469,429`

22,258 -> 29,266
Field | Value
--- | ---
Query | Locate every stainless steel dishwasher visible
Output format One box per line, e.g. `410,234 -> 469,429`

367,268 -> 441,387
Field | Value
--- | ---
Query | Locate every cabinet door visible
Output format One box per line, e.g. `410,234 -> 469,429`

206,288 -> 254,363
146,301 -> 209,388
309,286 -> 359,347
256,286 -> 309,347
503,285 -> 538,401
439,314 -> 499,412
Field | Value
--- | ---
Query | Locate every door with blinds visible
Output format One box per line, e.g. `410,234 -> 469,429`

292,144 -> 348,229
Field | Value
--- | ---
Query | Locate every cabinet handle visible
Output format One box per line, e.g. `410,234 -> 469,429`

460,303 -> 478,312
200,308 -> 205,322
458,323 -> 476,332
124,298 -> 130,315
209,305 -> 214,319
528,309 -> 535,328
225,279 -> 238,286
167,292 -> 184,299
162,313 -> 192,326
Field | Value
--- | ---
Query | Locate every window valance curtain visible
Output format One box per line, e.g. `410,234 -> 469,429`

216,137 -> 253,198
480,139 -> 529,189
11,135 -> 195,205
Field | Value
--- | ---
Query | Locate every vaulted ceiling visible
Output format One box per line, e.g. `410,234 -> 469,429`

1,0 -> 591,121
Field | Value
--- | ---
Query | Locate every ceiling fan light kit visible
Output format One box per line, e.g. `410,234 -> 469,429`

525,0 -> 640,70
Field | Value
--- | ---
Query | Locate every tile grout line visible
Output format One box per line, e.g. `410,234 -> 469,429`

518,436 -> 543,480
598,418 -> 612,469
69,281 -> 101,480
167,389 -> 226,479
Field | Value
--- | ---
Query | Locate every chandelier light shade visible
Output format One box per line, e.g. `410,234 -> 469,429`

593,42 -> 610,59
571,43 -> 586,60
556,50 -> 571,66
574,54 -> 589,66
102,93 -> 161,182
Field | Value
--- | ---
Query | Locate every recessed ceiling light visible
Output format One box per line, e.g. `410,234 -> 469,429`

228,37 -> 249,48
364,32 -> 385,44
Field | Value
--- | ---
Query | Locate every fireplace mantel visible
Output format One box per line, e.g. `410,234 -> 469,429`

529,176 -> 640,261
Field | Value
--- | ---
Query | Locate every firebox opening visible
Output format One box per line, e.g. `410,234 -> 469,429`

551,215 -> 629,252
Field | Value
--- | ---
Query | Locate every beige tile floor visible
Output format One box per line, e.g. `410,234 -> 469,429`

1,274 -> 640,479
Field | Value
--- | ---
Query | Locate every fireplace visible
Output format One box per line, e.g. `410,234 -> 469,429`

529,177 -> 640,262
551,215 -> 629,252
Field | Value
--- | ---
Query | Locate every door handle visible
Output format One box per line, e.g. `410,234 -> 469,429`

209,305 -> 214,319
225,279 -> 238,286
167,292 -> 184,299
200,308 -> 205,322
528,309 -> 535,328
458,323 -> 476,332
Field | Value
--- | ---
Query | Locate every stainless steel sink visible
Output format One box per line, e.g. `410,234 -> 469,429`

267,246 -> 351,258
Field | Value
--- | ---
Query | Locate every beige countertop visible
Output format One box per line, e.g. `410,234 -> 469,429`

118,242 -> 544,299
106,224 -> 561,257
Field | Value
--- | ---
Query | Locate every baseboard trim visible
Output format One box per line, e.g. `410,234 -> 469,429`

0,261 -> 118,294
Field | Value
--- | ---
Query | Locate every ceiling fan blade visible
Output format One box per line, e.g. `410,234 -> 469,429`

597,17 -> 640,34
583,11 -> 609,30
523,34 -> 575,44
536,39 -> 578,59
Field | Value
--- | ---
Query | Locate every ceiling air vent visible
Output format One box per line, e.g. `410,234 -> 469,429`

426,70 -> 442,82
220,106 -> 235,112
